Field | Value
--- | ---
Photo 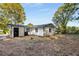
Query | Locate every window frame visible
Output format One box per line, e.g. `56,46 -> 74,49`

49,28 -> 52,33
35,28 -> 38,32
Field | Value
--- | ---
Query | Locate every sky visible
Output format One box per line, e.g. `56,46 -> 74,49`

22,3 -> 79,26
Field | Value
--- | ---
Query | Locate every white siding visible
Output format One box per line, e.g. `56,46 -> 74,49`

19,27 -> 24,36
9,26 -> 25,38
9,26 -> 14,38
29,28 -> 44,36
12,27 -> 14,38
9,24 -> 55,38
28,28 -> 35,35
35,28 -> 43,36
44,27 -> 55,36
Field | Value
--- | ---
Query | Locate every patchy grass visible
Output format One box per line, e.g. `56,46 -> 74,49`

0,35 -> 79,56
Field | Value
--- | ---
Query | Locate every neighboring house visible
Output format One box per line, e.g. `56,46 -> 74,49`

8,23 -> 55,38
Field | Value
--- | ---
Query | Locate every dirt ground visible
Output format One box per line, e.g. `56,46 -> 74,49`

0,34 -> 79,56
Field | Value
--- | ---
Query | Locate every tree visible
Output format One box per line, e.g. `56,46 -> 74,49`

0,3 -> 26,24
27,23 -> 33,27
66,26 -> 79,34
0,17 -> 11,34
0,3 -> 26,34
27,23 -> 33,34
52,3 -> 79,34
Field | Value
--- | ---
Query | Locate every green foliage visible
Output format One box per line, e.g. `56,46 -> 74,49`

27,23 -> 33,27
67,26 -> 79,34
0,3 -> 26,24
0,17 -> 11,34
52,3 -> 79,34
0,3 -> 26,34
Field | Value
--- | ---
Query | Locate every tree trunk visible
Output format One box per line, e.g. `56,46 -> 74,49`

61,25 -> 67,34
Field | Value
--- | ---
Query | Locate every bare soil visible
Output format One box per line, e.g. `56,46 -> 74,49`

0,34 -> 79,56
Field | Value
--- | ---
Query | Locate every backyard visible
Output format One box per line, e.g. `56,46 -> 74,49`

0,34 -> 79,56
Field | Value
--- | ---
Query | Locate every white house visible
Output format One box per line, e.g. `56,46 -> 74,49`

8,23 -> 55,38
27,23 -> 55,36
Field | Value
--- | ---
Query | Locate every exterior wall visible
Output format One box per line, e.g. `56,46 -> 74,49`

25,27 -> 27,32
19,27 -> 24,36
28,28 -> 44,36
28,28 -> 34,35
43,27 -> 55,36
12,27 -> 14,38
9,26 -> 25,38
28,27 -> 55,36
35,28 -> 43,36
8,24 -> 55,37
8,26 -> 14,38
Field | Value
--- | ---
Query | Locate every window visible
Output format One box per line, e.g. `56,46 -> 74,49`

49,28 -> 51,32
35,28 -> 38,32
26,28 -> 30,32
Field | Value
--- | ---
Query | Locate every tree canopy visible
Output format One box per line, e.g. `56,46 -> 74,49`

27,23 -> 33,27
52,3 -> 79,34
0,3 -> 26,24
0,3 -> 26,34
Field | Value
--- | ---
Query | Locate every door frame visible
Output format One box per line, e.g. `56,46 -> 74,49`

14,27 -> 19,37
